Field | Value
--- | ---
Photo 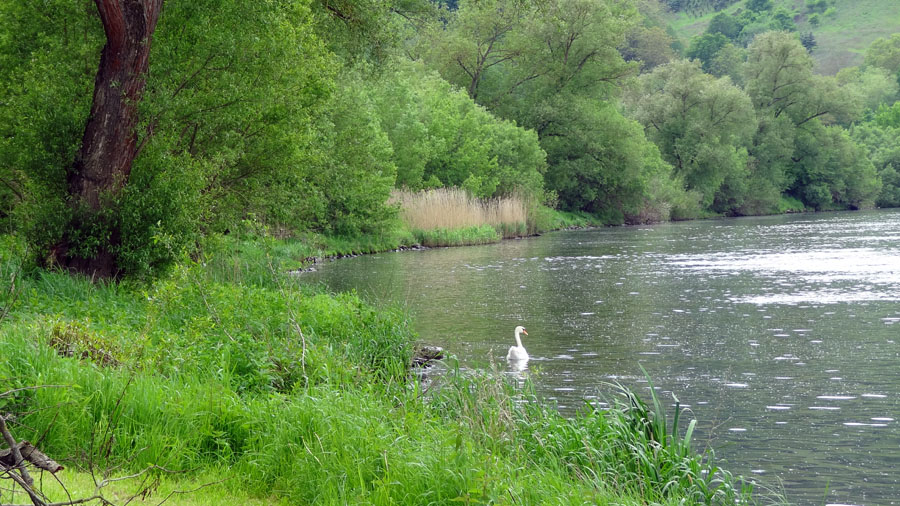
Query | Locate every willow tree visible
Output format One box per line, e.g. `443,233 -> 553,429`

60,0 -> 163,277
628,59 -> 756,211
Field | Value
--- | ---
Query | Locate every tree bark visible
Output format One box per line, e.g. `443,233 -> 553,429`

0,440 -> 65,473
60,0 -> 163,278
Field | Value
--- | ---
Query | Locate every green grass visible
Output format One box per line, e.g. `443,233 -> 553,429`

777,195 -> 807,213
549,209 -> 608,228
12,469 -> 282,506
665,0 -> 900,74
802,0 -> 900,74
0,235 -> 771,504
411,224 -> 502,247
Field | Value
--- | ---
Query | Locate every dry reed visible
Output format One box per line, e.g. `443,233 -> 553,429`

392,188 -> 527,236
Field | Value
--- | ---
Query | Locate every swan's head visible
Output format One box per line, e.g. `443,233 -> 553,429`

515,325 -> 528,336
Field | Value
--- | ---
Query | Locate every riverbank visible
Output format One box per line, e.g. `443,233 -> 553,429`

292,206 -> 605,266
0,234 -> 765,505
290,193 -> 816,266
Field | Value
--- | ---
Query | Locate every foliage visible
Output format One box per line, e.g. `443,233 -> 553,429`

706,12 -> 743,41
628,60 -> 756,211
747,0 -> 773,12
661,0 -> 741,15
311,0 -> 431,64
295,71 -> 399,235
769,7 -> 796,31
790,124 -> 878,210
1,0 -> 431,277
686,33 -> 729,72
0,0 -> 102,263
419,0 -> 689,221
873,101 -> 900,129
744,32 -> 878,210
2,0 -> 896,285
805,0 -> 829,14
369,61 -> 546,199
799,32 -> 817,53
708,43 -> 746,84
541,97 -> 688,223
835,66 -> 899,112
0,0 -> 348,277
621,25 -> 677,72
851,122 -> 900,207
864,33 -> 900,77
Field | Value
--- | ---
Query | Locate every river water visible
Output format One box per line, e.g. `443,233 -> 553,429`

302,210 -> 900,505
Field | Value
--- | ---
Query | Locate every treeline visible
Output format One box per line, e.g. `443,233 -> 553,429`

1,0 -> 898,278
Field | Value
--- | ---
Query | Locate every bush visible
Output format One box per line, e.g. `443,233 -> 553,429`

371,61 -> 546,199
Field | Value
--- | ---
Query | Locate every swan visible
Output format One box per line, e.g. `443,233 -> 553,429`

506,326 -> 529,361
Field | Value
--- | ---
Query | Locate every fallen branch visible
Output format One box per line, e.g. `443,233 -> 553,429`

0,414 -> 43,505
0,441 -> 64,473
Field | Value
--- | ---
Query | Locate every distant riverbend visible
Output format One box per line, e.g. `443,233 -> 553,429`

303,209 -> 900,505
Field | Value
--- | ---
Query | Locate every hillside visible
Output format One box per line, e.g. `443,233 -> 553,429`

666,0 -> 900,74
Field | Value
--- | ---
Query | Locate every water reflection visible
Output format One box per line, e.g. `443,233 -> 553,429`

507,357 -> 529,373
302,209 -> 900,505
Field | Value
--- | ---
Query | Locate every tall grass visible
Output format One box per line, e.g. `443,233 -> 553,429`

393,188 -> 528,244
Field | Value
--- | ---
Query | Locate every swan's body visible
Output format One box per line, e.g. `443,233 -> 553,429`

506,326 -> 529,361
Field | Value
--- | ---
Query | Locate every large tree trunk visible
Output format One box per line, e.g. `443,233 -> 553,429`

60,0 -> 163,278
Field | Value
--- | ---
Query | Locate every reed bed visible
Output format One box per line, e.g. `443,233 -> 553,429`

393,188 -> 528,241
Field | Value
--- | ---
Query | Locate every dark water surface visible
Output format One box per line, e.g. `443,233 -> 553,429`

302,210 -> 900,505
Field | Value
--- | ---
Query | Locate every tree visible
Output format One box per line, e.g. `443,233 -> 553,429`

746,33 -> 857,126
799,32 -> 816,53
420,0 -> 535,102
769,7 -> 796,31
3,1 -> 339,278
421,0 -> 680,219
836,66 -> 899,112
744,32 -> 815,119
874,102 -> 900,129
54,0 -> 163,277
685,33 -> 728,72
747,0 -> 772,12
708,43 -> 746,85
627,59 -> 756,210
745,32 -> 877,210
541,96 -> 683,223
864,33 -> 900,77
313,0 -> 436,64
621,25 -> 676,72
369,61 -> 546,198
805,0 -> 827,13
790,124 -> 880,210
706,12 -> 742,41
851,122 -> 900,207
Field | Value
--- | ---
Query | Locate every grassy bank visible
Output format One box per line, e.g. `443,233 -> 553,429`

226,189 -> 606,267
0,235 -> 764,505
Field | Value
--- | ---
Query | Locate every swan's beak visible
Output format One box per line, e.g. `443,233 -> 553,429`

522,329 -> 528,335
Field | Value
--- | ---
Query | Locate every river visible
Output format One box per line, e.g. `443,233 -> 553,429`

302,209 -> 900,505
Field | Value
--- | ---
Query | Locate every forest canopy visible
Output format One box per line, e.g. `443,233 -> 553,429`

0,0 -> 897,278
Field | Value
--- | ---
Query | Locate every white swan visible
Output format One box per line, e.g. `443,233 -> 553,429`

506,326 -> 529,361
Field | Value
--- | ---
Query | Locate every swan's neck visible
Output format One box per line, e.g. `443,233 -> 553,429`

514,330 -> 523,348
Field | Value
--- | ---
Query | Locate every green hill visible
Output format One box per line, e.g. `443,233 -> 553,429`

665,0 -> 900,74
